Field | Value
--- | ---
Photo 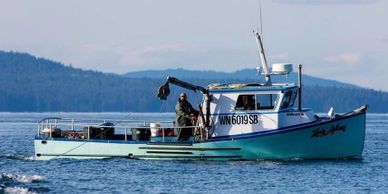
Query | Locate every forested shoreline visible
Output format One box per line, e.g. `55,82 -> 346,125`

0,51 -> 386,112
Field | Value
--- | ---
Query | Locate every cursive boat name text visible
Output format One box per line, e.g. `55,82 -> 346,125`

311,124 -> 346,138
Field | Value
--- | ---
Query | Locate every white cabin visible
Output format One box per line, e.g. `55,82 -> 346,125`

203,83 -> 316,137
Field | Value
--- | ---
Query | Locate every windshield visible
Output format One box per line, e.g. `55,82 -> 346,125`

280,89 -> 297,109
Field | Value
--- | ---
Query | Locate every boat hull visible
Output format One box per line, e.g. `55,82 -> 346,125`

34,111 -> 366,160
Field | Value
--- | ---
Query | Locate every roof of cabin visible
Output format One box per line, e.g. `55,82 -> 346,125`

207,83 -> 297,93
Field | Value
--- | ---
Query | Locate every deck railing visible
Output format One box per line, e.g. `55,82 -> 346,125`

37,117 -> 207,142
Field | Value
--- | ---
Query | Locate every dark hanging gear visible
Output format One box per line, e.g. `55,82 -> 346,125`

157,82 -> 170,100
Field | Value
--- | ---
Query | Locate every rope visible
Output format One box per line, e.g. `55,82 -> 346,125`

54,140 -> 89,159
53,125 -> 118,159
194,91 -> 201,106
54,90 -> 195,158
159,100 -> 165,113
54,111 -> 133,159
115,112 -> 132,125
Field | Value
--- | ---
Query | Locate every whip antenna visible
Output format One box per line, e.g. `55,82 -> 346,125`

259,0 -> 263,36
254,0 -> 271,85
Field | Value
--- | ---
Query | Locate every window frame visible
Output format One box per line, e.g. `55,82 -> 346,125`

234,94 -> 256,111
234,93 -> 279,111
280,89 -> 298,110
255,93 -> 278,110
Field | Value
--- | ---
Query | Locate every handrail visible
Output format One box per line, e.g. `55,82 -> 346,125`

39,117 -> 173,124
37,117 -> 206,143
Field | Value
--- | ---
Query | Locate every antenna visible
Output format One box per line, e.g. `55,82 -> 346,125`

254,0 -> 271,85
259,0 -> 263,36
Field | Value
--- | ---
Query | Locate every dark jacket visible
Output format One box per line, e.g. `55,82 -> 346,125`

175,99 -> 197,126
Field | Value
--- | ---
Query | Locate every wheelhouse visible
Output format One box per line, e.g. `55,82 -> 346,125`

204,83 -> 316,137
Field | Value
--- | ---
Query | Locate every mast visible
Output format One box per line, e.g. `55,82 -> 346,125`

254,31 -> 271,85
298,64 -> 302,111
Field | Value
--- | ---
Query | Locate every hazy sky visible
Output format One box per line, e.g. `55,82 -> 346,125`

1,0 -> 387,91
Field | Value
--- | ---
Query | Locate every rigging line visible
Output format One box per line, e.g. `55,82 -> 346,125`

53,141 -> 89,159
194,91 -> 201,106
53,125 -> 115,159
159,100 -> 165,113
57,111 -> 133,157
115,112 -> 132,125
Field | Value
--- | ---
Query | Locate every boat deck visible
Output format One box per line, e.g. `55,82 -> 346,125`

36,117 -> 208,144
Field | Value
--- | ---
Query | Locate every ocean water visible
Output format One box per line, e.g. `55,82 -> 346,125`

0,112 -> 387,194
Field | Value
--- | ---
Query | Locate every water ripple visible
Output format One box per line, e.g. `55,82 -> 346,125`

0,113 -> 387,193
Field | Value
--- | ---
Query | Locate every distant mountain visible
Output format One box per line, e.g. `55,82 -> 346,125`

0,50 -> 387,112
123,68 -> 359,88
0,51 -> 160,112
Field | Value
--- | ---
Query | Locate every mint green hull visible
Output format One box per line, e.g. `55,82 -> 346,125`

34,112 -> 365,160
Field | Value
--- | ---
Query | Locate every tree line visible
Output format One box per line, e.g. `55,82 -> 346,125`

0,51 -> 386,112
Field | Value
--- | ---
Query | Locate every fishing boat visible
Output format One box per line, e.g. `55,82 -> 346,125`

34,32 -> 367,160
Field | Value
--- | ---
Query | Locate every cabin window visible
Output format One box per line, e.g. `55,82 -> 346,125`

281,90 -> 297,109
289,90 -> 297,107
235,94 -> 278,111
256,94 -> 278,110
235,95 -> 255,110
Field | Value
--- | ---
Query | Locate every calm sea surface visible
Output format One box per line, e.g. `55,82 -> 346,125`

0,112 -> 387,194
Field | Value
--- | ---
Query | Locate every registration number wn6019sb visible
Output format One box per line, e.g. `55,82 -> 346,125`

218,115 -> 261,125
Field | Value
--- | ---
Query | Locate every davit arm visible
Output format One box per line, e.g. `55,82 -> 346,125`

157,76 -> 210,128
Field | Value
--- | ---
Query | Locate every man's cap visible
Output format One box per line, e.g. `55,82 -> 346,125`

180,93 -> 187,97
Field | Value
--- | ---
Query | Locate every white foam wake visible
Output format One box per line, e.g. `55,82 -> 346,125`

1,173 -> 44,183
1,154 -> 34,161
4,186 -> 37,194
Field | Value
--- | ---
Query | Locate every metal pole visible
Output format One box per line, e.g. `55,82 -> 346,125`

71,119 -> 74,131
298,64 -> 302,111
200,127 -> 203,141
162,127 -> 165,142
88,126 -> 90,140
37,122 -> 40,135
125,128 -> 127,141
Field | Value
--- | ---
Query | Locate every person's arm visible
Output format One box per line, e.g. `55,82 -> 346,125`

187,102 -> 199,116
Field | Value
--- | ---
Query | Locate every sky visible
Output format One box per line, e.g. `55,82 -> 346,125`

0,0 -> 387,91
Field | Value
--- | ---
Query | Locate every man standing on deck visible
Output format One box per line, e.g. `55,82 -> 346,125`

175,92 -> 198,140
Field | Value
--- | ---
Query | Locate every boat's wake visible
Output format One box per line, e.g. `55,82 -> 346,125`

1,173 -> 44,184
1,186 -> 37,194
0,173 -> 48,194
0,154 -> 33,161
